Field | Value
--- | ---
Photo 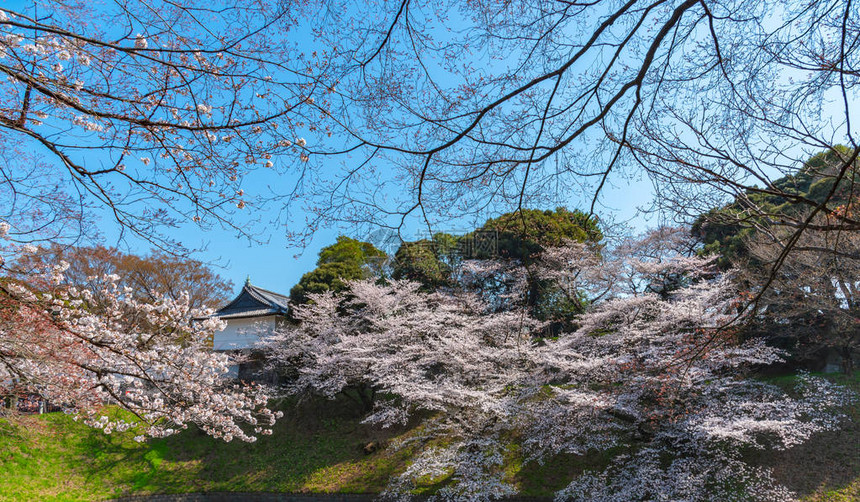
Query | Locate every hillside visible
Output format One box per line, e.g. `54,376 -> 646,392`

1,372 -> 858,502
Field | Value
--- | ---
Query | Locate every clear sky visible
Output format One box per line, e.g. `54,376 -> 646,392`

11,0 -> 841,300
101,153 -> 657,299
1,0 -> 660,298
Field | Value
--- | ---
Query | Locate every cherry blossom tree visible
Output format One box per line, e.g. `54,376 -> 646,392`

0,0 -> 326,440
264,235 -> 853,500
0,0 -> 332,248
0,240 -> 281,442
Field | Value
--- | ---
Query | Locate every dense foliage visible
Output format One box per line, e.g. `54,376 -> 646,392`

477,208 -> 603,261
390,208 -> 603,333
289,236 -> 387,306
265,231 -> 854,500
695,146 -> 858,269
695,148 -> 860,373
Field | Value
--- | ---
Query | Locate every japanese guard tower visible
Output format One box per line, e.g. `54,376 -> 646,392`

210,278 -> 290,380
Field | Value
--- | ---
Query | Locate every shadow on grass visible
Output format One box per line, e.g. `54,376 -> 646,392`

3,373 -> 857,501
0,415 -> 27,441
759,371 -> 860,501
137,395 -> 419,496
0,396 -> 419,501
508,443 -> 626,498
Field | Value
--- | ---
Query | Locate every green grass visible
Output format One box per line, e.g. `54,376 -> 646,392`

0,373 -> 857,501
0,397 -> 419,501
762,371 -> 860,502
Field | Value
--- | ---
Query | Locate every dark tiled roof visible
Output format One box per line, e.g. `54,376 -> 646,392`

212,281 -> 290,319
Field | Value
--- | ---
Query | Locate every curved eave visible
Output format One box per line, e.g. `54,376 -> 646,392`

212,310 -> 287,320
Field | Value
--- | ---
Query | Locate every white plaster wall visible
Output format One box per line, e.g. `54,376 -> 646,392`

213,316 -> 276,351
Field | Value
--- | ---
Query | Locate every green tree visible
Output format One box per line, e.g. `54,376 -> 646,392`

477,207 -> 603,262
695,147 -> 860,372
479,209 -> 602,328
289,236 -> 387,305
392,208 -> 603,334
695,146 -> 858,268
391,208 -> 603,299
391,233 -> 460,289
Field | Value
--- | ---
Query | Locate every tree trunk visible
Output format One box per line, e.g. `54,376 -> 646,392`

841,346 -> 855,375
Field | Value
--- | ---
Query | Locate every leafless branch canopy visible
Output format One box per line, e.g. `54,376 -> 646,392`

300,0 -> 857,243
0,1 -> 330,249
0,1 -> 857,264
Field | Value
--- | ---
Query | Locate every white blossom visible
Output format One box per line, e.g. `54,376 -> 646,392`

263,234 -> 853,500
72,115 -> 104,132
0,246 -> 281,442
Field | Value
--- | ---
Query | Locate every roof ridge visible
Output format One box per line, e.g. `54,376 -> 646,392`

247,283 -> 290,300
244,283 -> 290,309
212,282 -> 290,318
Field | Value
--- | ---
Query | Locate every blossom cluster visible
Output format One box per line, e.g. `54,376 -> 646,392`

264,231 -> 853,500
0,2 -> 333,246
0,246 -> 281,441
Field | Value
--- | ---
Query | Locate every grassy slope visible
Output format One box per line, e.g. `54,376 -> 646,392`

0,397 -> 419,501
0,374 -> 857,502
764,371 -> 860,502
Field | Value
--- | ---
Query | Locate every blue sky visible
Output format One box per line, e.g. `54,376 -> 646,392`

1,0 -> 659,298
9,0 -> 847,300
166,171 -> 655,298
